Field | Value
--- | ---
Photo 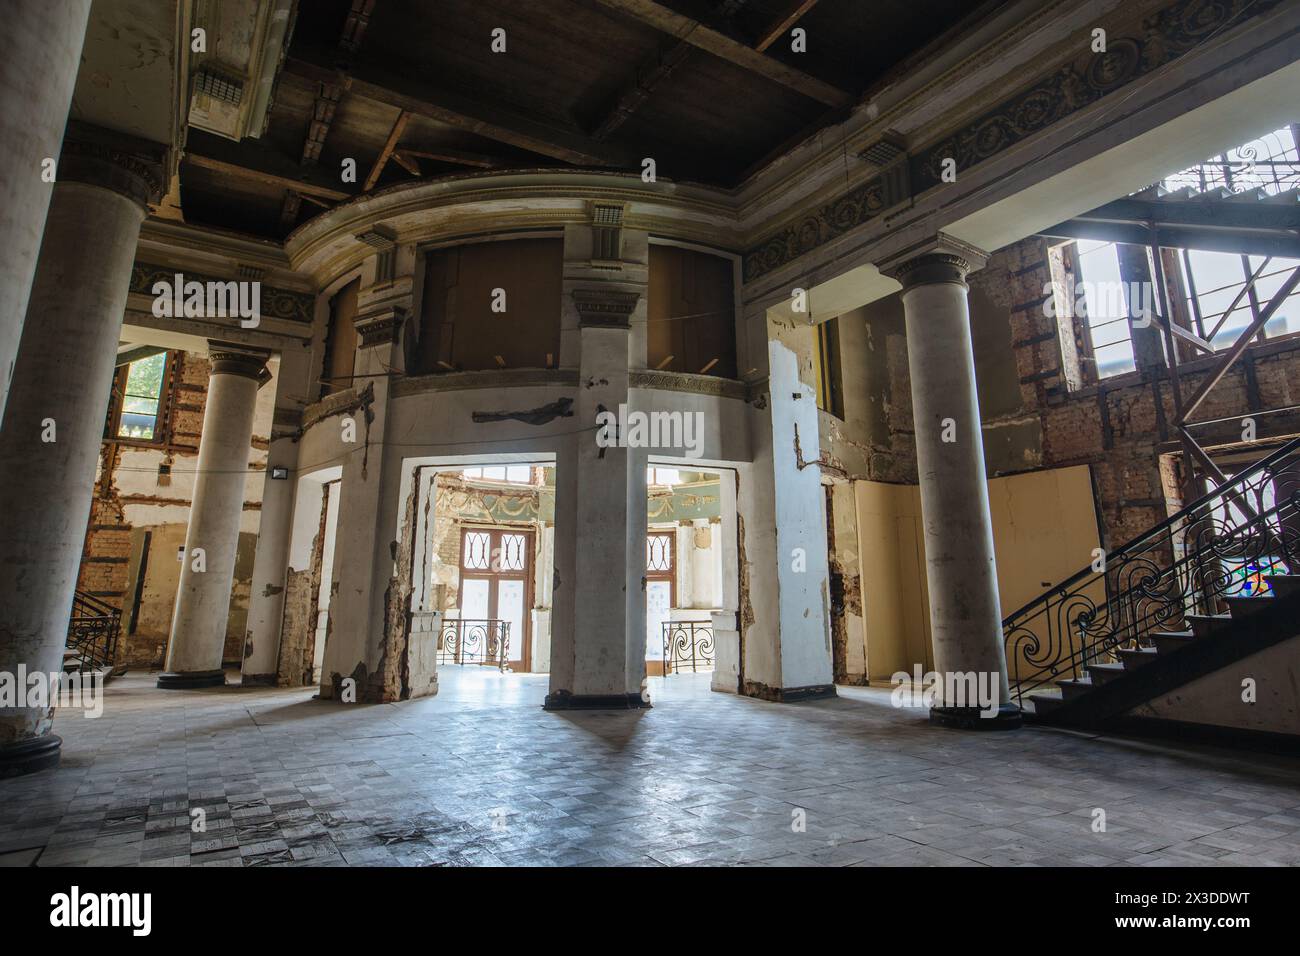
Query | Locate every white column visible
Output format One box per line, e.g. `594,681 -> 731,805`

0,124 -> 166,775
158,346 -> 268,687
0,0 -> 92,423
883,242 -> 1019,728
546,286 -> 648,709
690,519 -> 715,608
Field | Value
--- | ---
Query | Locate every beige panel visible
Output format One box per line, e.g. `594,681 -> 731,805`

854,464 -> 1101,684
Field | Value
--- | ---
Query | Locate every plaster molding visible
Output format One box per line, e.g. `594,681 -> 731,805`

391,369 -> 580,397
629,371 -> 747,401
60,121 -> 168,211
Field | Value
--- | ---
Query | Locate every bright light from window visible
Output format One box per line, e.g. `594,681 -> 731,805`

1076,240 -> 1136,379
460,465 -> 534,484
647,468 -> 681,486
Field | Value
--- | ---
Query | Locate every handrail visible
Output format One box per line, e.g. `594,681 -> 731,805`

1002,438 -> 1300,707
1002,435 -> 1300,625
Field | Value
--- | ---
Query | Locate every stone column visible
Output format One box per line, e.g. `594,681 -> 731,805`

158,346 -> 269,688
0,0 -> 92,424
546,287 -> 649,709
0,124 -> 166,776
241,348 -> 312,685
690,519 -> 715,608
881,238 -> 1020,729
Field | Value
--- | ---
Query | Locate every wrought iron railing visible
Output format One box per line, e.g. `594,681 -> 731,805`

1162,158 -> 1300,197
437,618 -> 511,671
66,590 -> 122,673
1003,437 -> 1300,707
662,621 -> 715,674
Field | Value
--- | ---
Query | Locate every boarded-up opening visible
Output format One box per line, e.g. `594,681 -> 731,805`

416,238 -> 563,373
648,244 -> 737,378
321,278 -> 359,398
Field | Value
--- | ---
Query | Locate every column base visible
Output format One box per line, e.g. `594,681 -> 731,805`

929,703 -> 1023,730
156,670 -> 226,689
239,673 -> 276,687
0,734 -> 62,778
543,691 -> 650,711
742,681 -> 838,703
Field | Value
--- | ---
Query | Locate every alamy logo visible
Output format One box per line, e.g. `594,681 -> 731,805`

890,665 -> 1000,718
50,886 -> 151,936
151,273 -> 261,328
0,666 -> 103,718
1042,279 -> 1155,326
596,404 -> 703,458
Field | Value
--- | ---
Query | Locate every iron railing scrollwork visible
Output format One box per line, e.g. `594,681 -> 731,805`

437,618 -> 511,671
66,590 -> 122,673
661,621 -> 715,674
1003,437 -> 1300,707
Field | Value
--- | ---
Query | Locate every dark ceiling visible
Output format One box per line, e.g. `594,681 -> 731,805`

179,0 -> 1008,239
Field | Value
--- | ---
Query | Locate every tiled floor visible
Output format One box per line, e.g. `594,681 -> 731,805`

3,667 -> 1300,866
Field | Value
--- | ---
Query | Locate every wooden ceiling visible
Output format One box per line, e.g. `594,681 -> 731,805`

179,0 -> 1007,239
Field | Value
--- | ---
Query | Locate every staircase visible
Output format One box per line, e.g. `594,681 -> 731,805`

64,590 -> 124,676
1003,437 -> 1300,736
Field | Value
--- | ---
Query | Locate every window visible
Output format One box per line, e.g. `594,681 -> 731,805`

461,465 -> 534,484
108,351 -> 170,442
1163,125 -> 1300,198
647,467 -> 681,487
1181,250 -> 1300,348
647,244 -> 738,378
1075,240 -> 1136,379
814,317 -> 844,418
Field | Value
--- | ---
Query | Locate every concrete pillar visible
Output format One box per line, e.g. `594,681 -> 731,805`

546,286 -> 648,709
0,124 -> 166,776
158,346 -> 269,688
881,239 -> 1020,729
732,316 -> 836,702
0,0 -> 92,425
242,350 -> 311,684
319,241 -> 416,702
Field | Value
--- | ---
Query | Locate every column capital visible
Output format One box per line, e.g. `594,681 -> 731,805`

572,287 -> 640,329
354,305 -> 407,348
878,234 -> 988,292
59,121 -> 168,211
207,343 -> 270,381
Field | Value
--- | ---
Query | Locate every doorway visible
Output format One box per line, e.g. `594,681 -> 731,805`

456,527 -> 534,671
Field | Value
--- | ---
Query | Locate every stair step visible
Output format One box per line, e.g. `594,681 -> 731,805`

1086,662 -> 1126,685
1264,574 -> 1300,599
1187,614 -> 1232,639
1117,646 -> 1159,669
1225,594 -> 1272,620
1027,690 -> 1064,714
1151,630 -> 1196,655
1056,678 -> 1094,700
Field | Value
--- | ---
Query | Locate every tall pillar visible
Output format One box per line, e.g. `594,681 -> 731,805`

881,238 -> 1020,729
242,349 -> 312,685
158,346 -> 269,688
0,0 -> 92,424
0,124 -> 166,776
546,286 -> 649,709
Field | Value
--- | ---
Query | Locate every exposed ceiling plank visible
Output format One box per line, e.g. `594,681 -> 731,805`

185,131 -> 354,202
590,0 -> 852,107
753,0 -> 820,53
364,109 -> 410,190
397,147 -> 502,169
279,189 -> 303,230
389,149 -> 421,176
285,49 -> 630,167
591,40 -> 695,141
301,80 -> 345,165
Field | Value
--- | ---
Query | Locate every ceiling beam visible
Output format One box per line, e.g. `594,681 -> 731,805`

285,49 -> 631,167
363,109 -> 410,190
753,0 -> 820,53
591,40 -> 695,140
185,130 -> 355,202
398,147 -> 502,169
590,0 -> 852,107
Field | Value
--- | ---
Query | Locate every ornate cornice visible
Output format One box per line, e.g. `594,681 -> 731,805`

572,288 -> 640,328
130,261 -> 314,323
742,0 -> 1284,282
629,370 -> 747,401
878,234 -> 989,290
60,122 -> 168,211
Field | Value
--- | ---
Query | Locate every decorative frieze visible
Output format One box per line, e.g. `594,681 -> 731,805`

743,0 -> 1284,282
59,121 -> 168,211
572,288 -> 640,328
130,262 -> 314,324
629,370 -> 747,401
